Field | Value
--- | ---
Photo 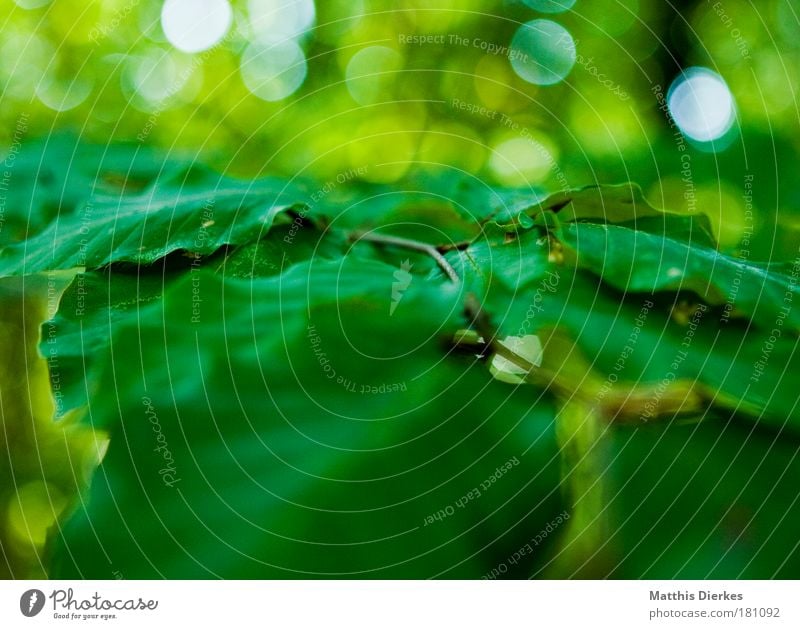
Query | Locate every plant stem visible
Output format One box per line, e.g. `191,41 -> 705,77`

348,231 -> 461,284
463,293 -> 570,395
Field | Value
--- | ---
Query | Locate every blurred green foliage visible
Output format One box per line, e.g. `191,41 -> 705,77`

28,167 -> 799,579
0,276 -> 100,578
1,0 -> 800,580
1,0 -> 798,259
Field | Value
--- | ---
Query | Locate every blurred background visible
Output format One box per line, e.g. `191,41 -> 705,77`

1,0 -> 799,258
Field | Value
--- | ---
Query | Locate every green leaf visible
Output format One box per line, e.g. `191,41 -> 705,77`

560,222 -> 800,333
39,225 -> 371,417
50,258 -> 565,578
41,268 -> 182,417
306,168 -> 540,240
1,164 -> 303,277
535,182 -> 716,247
0,134 -> 172,246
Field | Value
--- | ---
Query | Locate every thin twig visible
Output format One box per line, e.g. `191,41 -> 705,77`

349,231 -> 461,284
463,293 -> 585,402
463,293 -> 535,372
